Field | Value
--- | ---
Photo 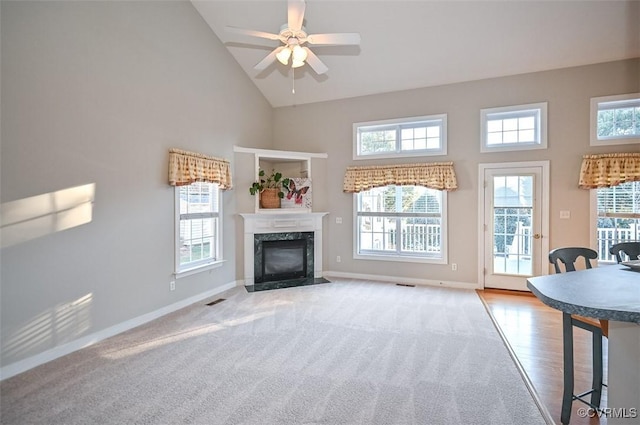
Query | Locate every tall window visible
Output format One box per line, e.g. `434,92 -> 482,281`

355,185 -> 446,263
353,114 -> 447,159
175,182 -> 220,274
480,102 -> 547,152
590,93 -> 640,146
596,181 -> 640,262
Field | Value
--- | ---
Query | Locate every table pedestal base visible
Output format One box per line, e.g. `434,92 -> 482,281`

608,321 -> 640,424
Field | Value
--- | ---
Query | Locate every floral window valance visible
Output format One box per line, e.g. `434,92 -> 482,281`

578,153 -> 640,189
343,162 -> 458,193
168,148 -> 232,189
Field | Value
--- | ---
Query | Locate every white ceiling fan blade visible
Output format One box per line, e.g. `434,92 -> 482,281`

306,33 -> 361,46
303,47 -> 328,75
225,26 -> 281,41
288,0 -> 306,32
255,46 -> 285,71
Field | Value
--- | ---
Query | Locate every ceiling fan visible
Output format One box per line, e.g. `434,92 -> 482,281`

225,0 -> 361,75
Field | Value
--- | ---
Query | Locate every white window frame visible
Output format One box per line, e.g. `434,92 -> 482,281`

174,182 -> 223,278
353,185 -> 448,264
590,181 -> 640,263
480,102 -> 548,153
590,93 -> 640,146
353,114 -> 447,160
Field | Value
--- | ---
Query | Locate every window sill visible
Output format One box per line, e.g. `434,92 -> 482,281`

353,150 -> 447,160
590,137 -> 640,146
355,253 -> 446,265
175,260 -> 226,279
480,143 -> 546,153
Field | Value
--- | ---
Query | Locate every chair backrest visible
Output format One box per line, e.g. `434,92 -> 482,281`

549,247 -> 598,273
609,242 -> 640,263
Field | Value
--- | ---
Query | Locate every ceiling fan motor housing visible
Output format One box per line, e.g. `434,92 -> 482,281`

279,24 -> 308,46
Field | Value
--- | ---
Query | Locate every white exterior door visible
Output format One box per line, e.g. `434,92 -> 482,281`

479,162 -> 549,291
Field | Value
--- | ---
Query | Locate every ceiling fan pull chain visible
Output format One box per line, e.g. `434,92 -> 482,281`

292,67 -> 296,94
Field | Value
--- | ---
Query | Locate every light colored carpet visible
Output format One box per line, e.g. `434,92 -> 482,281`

1,279 -> 547,424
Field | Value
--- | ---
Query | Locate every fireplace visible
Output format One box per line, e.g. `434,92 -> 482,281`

254,232 -> 314,284
240,212 -> 328,290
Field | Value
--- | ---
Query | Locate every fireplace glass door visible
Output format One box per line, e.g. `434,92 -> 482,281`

261,239 -> 307,282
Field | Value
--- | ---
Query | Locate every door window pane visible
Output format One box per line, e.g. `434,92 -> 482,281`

492,176 -> 533,275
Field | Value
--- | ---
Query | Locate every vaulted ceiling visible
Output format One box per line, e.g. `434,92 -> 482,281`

192,1 -> 640,108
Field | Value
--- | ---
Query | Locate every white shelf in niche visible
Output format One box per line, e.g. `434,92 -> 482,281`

257,207 -> 312,214
234,146 -> 327,214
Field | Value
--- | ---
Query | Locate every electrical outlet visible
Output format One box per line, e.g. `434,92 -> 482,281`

451,263 -> 457,271
170,281 -> 176,291
336,256 -> 341,263
335,217 -> 343,224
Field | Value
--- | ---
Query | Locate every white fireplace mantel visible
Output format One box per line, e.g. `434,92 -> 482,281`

240,212 -> 328,286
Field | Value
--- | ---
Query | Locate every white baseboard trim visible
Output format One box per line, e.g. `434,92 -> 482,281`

324,270 -> 479,290
0,280 -> 240,381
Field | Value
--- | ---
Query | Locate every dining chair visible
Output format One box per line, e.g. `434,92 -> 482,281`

548,247 -> 607,425
609,241 -> 640,263
549,246 -> 597,273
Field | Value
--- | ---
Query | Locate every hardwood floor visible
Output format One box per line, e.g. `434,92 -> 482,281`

478,289 -> 608,425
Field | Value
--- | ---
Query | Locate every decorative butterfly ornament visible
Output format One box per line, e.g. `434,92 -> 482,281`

286,180 -> 310,204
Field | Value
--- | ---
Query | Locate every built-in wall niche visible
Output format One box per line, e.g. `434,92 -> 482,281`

233,146 -> 328,214
259,158 -> 308,179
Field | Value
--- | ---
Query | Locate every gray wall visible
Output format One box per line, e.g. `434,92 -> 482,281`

1,1 -> 272,368
272,59 -> 640,285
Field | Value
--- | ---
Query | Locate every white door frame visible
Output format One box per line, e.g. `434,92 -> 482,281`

477,161 -> 550,290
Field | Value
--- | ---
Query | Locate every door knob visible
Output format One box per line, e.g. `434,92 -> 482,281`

533,233 -> 541,239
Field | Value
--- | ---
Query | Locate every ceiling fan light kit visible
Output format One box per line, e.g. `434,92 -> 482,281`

275,47 -> 291,65
225,0 -> 360,76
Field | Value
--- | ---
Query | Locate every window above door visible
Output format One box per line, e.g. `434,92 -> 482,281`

480,102 -> 548,153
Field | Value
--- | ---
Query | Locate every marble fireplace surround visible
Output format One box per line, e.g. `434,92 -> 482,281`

240,212 -> 328,286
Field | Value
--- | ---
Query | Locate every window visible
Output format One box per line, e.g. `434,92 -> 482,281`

480,102 -> 547,152
353,114 -> 447,159
175,182 -> 221,276
590,93 -> 640,146
355,185 -> 447,263
595,181 -> 640,262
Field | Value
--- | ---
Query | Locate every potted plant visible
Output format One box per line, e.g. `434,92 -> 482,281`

249,169 -> 290,209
